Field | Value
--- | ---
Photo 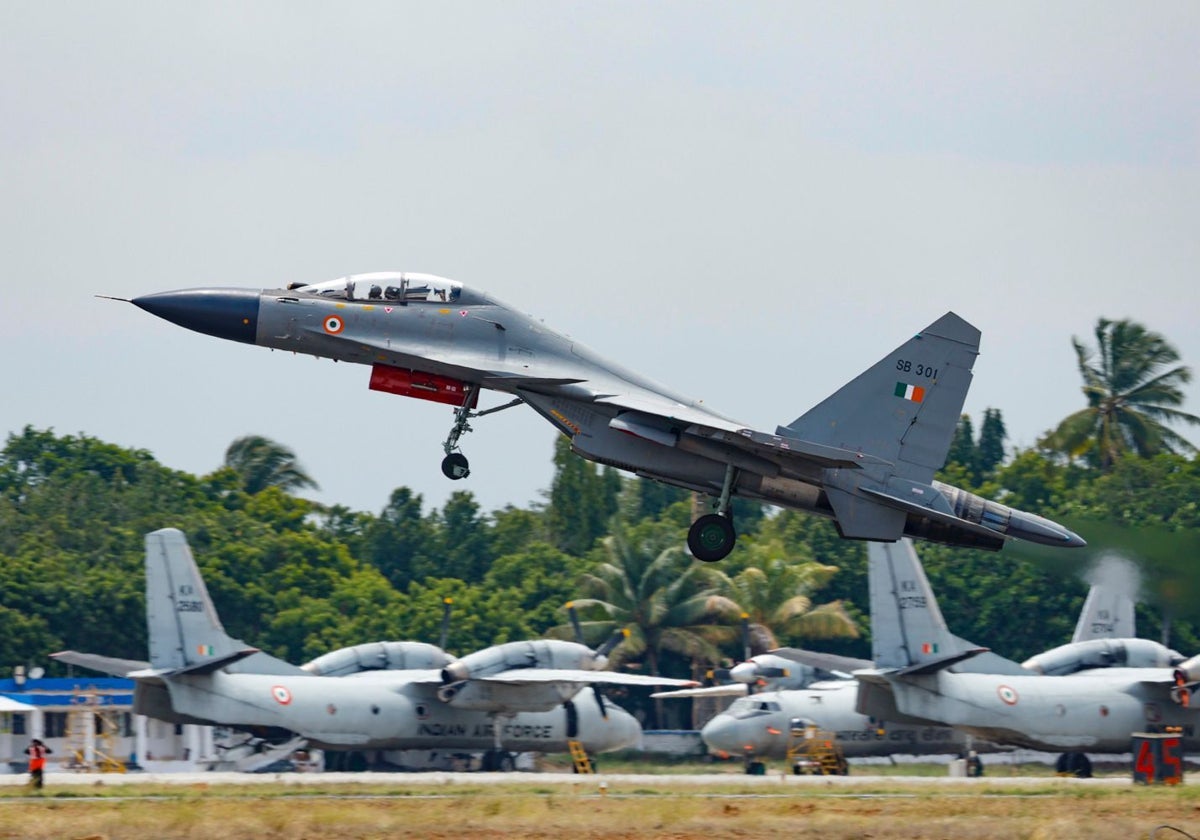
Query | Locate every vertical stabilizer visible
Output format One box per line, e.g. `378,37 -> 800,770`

780,312 -> 980,484
145,528 -> 245,671
868,539 -> 1027,675
1072,584 -> 1136,643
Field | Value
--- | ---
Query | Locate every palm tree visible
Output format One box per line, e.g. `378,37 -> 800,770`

712,540 -> 859,656
563,523 -> 740,724
223,435 -> 319,495
1044,318 -> 1198,469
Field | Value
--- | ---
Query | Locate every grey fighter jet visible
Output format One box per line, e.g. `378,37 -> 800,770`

55,529 -> 695,770
856,539 -> 1194,777
125,272 -> 1085,560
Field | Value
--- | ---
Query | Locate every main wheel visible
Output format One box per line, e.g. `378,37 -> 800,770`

496,752 -> 515,772
688,514 -> 736,562
441,452 -> 470,480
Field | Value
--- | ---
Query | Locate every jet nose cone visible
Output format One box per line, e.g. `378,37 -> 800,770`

132,288 -> 261,345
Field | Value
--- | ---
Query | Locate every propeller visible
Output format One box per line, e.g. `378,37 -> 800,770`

565,602 -> 629,720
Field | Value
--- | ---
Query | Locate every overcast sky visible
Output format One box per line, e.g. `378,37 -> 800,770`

3,2 -> 1197,518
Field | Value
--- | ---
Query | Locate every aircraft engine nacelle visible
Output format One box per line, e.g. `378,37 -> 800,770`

436,679 -> 575,713
1173,654 -> 1200,690
1022,639 -> 1185,676
441,640 -> 604,684
301,641 -> 455,676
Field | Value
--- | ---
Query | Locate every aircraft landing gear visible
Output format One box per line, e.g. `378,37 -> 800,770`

439,386 -> 523,481
480,749 -> 515,772
688,465 -> 739,562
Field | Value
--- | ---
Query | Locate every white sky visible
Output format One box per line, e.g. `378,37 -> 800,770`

3,2 -> 1197,517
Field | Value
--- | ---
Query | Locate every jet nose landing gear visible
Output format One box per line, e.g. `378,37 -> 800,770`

439,385 -> 524,481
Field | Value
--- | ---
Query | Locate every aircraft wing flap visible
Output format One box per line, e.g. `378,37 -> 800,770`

592,393 -> 747,435
478,668 -> 698,688
51,651 -> 150,677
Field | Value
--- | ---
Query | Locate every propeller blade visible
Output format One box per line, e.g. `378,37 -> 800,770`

596,628 -> 629,659
592,685 -> 608,720
566,602 -> 585,645
439,597 -> 453,651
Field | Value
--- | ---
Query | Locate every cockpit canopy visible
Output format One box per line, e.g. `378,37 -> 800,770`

727,696 -> 783,719
291,272 -> 462,304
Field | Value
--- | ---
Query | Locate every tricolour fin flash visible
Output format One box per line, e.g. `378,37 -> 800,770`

780,312 -> 980,485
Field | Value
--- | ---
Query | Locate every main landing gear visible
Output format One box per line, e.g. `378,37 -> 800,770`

439,386 -> 523,481
687,465 -> 739,562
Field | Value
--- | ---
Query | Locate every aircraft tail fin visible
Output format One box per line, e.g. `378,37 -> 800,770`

779,312 -> 980,485
145,528 -> 300,676
1072,583 -> 1137,643
869,539 -> 1026,675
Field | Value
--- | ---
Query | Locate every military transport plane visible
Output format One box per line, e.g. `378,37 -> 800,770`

54,529 -> 695,771
855,540 -> 1194,777
666,547 -> 1178,766
121,272 -> 1084,560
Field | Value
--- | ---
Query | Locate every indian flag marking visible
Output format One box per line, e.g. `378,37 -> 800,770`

196,644 -> 214,656
894,382 -> 926,403
921,642 -> 938,654
272,685 -> 293,705
997,685 -> 1019,706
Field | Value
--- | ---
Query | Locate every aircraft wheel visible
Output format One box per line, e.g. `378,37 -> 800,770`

1066,752 -> 1092,779
688,514 -> 736,562
496,752 -> 515,773
441,453 -> 470,480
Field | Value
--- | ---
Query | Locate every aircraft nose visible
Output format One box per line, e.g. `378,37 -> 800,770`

132,288 -> 261,345
701,714 -> 752,753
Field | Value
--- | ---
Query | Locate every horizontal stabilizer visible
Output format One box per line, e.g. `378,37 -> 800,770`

860,486 -> 1009,546
825,487 -> 907,540
167,647 -> 261,676
894,647 -> 990,676
51,651 -> 150,677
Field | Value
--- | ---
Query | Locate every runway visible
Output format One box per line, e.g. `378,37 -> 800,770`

0,770 -> 1141,788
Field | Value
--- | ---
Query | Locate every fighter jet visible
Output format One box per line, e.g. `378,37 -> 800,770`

855,539 -> 1194,777
54,528 -> 696,771
123,273 -> 1084,560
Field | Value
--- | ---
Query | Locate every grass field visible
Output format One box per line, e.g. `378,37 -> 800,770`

2,775 -> 1199,839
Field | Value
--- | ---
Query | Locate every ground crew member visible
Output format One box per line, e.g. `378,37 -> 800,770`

25,738 -> 51,789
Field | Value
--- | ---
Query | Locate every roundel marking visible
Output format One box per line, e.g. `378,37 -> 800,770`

323,315 -> 345,335
272,685 -> 293,705
997,685 -> 1019,706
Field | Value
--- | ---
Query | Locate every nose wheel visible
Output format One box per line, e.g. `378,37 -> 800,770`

441,452 -> 470,480
439,386 -> 524,481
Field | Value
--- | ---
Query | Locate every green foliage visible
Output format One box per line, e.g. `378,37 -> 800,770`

544,436 -> 620,555
223,434 -> 319,494
1044,318 -> 1199,469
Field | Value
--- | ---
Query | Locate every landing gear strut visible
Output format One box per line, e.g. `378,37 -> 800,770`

439,386 -> 523,481
688,465 -> 738,562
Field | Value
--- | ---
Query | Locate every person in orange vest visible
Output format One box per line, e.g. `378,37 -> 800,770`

25,738 -> 51,789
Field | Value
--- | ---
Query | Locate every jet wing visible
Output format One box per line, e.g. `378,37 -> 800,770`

474,668 -> 698,689
51,650 -> 150,677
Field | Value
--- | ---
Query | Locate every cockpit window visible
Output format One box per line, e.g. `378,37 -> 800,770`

727,698 -> 782,719
296,273 -> 461,305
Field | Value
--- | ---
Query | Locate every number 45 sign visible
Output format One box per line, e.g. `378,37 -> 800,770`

1132,733 -> 1183,785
